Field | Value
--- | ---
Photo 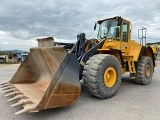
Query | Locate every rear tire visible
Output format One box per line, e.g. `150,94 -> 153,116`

82,54 -> 121,99
134,56 -> 153,85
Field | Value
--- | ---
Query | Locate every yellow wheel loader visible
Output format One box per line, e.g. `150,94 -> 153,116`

0,16 -> 156,114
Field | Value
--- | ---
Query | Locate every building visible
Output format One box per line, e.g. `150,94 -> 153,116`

0,55 -> 7,62
17,53 -> 28,63
7,53 -> 18,63
0,53 -> 28,63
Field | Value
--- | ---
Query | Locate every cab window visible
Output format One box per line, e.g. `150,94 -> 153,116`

122,22 -> 129,42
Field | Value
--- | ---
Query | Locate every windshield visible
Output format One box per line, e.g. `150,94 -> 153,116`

97,19 -> 120,39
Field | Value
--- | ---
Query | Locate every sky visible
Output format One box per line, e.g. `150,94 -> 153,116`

0,0 -> 160,51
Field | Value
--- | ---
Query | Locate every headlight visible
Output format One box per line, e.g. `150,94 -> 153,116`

108,39 -> 112,41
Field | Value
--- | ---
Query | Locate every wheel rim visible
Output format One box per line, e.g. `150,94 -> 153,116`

145,65 -> 151,78
103,67 -> 117,88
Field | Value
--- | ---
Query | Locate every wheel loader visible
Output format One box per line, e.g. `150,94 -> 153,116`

0,16 -> 156,114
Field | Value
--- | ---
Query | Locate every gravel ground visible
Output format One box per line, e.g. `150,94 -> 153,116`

0,55 -> 160,120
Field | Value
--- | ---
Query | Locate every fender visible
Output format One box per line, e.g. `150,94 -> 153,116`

79,40 -> 105,79
138,46 -> 155,67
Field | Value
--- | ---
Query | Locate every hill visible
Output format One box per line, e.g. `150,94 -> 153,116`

0,49 -> 29,55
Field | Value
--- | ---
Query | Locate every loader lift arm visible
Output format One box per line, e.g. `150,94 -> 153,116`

70,33 -> 105,79
70,33 -> 86,61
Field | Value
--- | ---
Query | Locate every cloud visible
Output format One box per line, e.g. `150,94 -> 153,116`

0,31 -> 36,51
0,0 -> 159,51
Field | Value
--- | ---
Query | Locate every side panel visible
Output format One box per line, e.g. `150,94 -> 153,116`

127,40 -> 142,61
100,50 -> 124,68
150,46 -> 158,55
138,46 -> 155,66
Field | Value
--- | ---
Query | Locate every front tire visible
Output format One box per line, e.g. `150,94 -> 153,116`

82,54 -> 121,99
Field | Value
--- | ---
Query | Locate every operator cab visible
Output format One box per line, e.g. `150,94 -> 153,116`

96,16 -> 130,42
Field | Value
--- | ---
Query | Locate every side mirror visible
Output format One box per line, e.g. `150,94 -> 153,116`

94,22 -> 97,31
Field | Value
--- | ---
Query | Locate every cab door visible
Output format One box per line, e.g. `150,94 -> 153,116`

121,21 -> 130,53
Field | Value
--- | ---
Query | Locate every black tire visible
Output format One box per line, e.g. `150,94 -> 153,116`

82,54 -> 121,99
134,56 -> 153,85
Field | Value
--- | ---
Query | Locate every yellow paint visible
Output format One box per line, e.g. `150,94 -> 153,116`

128,61 -> 136,73
85,39 -> 99,52
96,16 -> 156,75
121,68 -> 126,74
150,45 -> 158,55
145,65 -> 151,78
103,67 -> 117,88
101,39 -> 121,50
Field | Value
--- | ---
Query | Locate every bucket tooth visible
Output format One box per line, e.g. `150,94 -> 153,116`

1,86 -> 15,90
11,102 -> 23,107
15,107 -> 37,115
2,88 -> 19,93
0,83 -> 5,85
0,84 -> 11,88
1,87 -> 10,90
0,82 -> 8,86
15,108 -> 28,115
7,95 -> 27,102
11,100 -> 33,107
5,91 -> 23,97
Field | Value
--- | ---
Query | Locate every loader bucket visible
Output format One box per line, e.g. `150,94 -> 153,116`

0,37 -> 81,114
